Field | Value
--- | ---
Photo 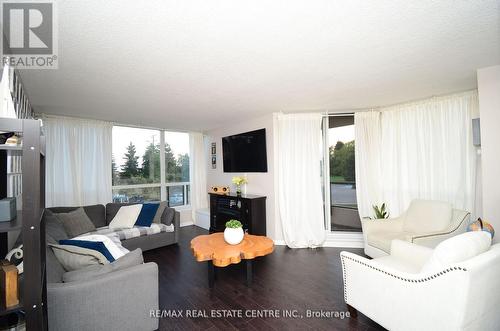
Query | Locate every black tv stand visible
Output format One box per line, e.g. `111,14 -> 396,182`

209,193 -> 266,235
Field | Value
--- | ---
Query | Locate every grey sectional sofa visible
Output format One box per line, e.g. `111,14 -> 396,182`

48,202 -> 180,251
44,202 -> 180,331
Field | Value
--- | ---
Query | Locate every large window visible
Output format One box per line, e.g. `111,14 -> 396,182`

112,126 -> 190,206
164,131 -> 190,206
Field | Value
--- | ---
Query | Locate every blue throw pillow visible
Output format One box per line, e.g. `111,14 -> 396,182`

135,203 -> 160,227
58,239 -> 115,262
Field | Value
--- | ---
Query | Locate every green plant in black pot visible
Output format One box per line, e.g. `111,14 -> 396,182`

372,203 -> 389,219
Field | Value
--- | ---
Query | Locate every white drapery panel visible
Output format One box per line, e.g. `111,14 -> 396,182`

43,115 -> 113,207
274,112 -> 326,248
189,132 -> 208,220
0,64 -> 16,119
354,110 -> 382,218
355,91 -> 479,219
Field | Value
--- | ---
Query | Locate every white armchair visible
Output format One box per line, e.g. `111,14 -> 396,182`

341,233 -> 500,331
361,199 -> 470,258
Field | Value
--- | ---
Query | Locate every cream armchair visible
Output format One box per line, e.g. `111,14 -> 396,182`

341,234 -> 500,331
361,199 -> 470,258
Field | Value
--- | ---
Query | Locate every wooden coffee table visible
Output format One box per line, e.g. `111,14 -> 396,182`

191,232 -> 274,287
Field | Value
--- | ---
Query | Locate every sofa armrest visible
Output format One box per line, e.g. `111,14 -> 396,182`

340,251 -> 469,330
173,210 -> 180,242
160,207 -> 180,243
390,240 -> 433,267
411,210 -> 470,248
48,262 -> 159,331
361,217 -> 404,235
361,217 -> 404,248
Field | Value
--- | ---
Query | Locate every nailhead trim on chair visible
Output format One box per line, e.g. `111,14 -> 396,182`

340,254 -> 467,303
341,256 -> 348,303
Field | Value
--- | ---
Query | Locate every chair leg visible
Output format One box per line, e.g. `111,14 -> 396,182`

347,304 -> 358,318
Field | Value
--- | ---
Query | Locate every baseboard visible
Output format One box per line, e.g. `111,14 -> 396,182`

324,232 -> 364,248
180,220 -> 194,227
272,236 -> 363,248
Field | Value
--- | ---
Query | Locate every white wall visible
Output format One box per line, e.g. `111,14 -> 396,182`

204,113 -> 282,241
477,65 -> 500,243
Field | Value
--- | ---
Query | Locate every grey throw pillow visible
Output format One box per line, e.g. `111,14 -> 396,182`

161,206 -> 175,226
62,248 -> 144,282
44,210 -> 69,242
49,243 -> 110,271
152,201 -> 167,224
55,207 -> 96,238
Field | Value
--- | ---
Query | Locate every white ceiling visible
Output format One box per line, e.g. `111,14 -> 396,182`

20,0 -> 500,131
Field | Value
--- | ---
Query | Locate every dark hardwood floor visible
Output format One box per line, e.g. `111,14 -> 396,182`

143,226 -> 384,331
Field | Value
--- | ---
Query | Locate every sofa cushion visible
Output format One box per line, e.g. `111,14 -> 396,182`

84,223 -> 174,241
62,248 -> 144,283
105,203 -> 139,224
46,243 -> 66,283
372,255 -> 422,274
403,200 -> 452,234
135,203 -> 160,227
420,231 -> 492,273
55,207 -> 97,238
152,201 -> 167,224
49,242 -> 111,271
367,231 -> 416,253
109,204 -> 142,229
49,204 -> 106,228
44,210 -> 69,242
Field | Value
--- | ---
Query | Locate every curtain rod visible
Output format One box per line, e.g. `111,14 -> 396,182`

320,88 -> 477,116
38,112 -> 191,134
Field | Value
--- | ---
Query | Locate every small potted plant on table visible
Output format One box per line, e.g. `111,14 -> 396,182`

224,219 -> 244,245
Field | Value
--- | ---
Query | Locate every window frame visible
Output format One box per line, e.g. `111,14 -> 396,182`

111,125 -> 190,207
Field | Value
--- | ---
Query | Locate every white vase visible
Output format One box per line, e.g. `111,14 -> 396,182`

224,227 -> 244,245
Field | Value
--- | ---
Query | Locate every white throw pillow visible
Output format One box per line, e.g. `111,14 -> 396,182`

420,231 -> 492,273
108,204 -> 142,229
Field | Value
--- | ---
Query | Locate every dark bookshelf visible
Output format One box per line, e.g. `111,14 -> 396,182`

0,118 -> 47,330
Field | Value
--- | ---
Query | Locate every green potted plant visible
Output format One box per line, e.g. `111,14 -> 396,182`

372,203 -> 390,219
224,219 -> 244,245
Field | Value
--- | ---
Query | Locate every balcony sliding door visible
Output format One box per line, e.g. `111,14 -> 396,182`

323,114 -> 361,232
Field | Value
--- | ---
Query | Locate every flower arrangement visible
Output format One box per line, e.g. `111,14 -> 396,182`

232,176 -> 247,195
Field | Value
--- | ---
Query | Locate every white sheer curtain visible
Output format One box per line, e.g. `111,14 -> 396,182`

274,113 -> 325,248
43,115 -> 113,207
189,132 -> 208,220
0,64 -> 16,119
355,91 -> 479,219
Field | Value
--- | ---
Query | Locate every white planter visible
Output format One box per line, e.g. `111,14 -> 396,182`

224,227 -> 244,245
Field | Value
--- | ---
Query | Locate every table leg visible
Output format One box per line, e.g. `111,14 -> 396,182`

208,262 -> 215,288
246,260 -> 252,287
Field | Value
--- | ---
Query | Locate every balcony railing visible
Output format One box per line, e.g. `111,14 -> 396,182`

112,181 -> 190,207
330,181 -> 360,231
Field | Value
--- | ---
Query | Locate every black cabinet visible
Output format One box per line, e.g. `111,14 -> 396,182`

209,193 -> 266,235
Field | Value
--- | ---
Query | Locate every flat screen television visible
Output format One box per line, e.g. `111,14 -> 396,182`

222,129 -> 268,172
